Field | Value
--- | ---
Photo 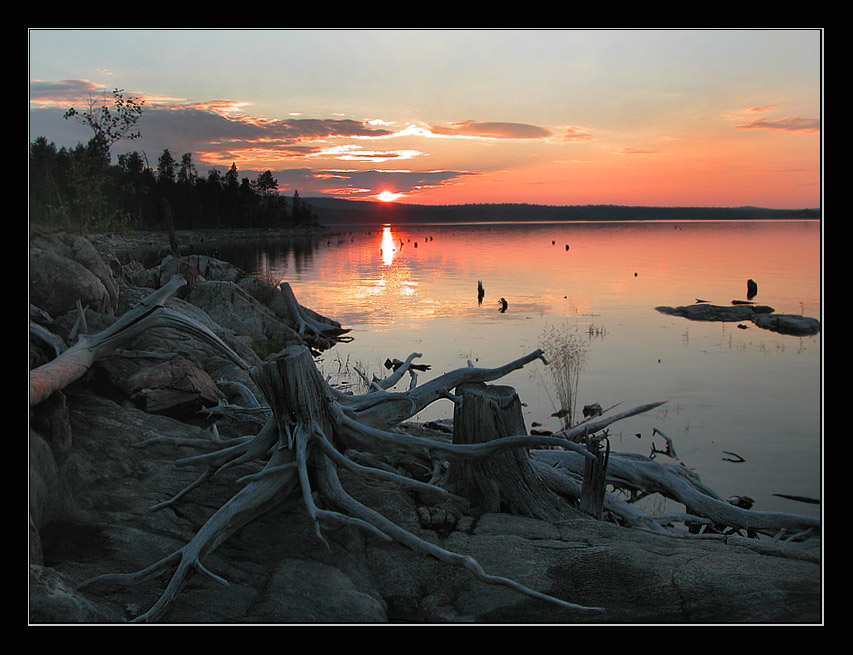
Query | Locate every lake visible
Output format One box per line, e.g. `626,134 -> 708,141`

216,219 -> 822,519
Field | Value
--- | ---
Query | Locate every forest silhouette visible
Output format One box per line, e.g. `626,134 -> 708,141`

29,89 -> 819,234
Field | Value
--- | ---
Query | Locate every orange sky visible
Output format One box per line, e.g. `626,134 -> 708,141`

29,29 -> 822,209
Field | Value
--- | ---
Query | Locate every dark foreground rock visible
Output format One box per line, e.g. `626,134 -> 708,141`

30,231 -> 822,624
30,395 -> 821,624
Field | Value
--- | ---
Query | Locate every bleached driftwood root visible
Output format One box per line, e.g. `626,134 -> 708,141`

29,275 -> 248,407
78,343 -> 608,621
277,281 -> 353,351
531,447 -> 821,540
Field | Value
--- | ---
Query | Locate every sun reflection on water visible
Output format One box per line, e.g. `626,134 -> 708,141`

380,225 -> 396,267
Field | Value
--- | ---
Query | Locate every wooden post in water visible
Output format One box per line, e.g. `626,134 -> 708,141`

446,382 -> 570,521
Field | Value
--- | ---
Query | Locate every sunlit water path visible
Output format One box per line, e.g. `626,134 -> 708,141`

217,220 -> 822,518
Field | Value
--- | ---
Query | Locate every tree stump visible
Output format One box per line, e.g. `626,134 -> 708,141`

446,382 -> 572,521
579,436 -> 609,519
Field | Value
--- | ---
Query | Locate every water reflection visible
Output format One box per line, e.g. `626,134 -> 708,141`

215,235 -> 322,277
227,220 -> 821,517
380,226 -> 396,266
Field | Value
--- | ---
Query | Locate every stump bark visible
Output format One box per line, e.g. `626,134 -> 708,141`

445,382 -> 572,522
579,436 -> 609,519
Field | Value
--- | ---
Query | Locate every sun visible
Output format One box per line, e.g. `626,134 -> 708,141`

376,190 -> 402,202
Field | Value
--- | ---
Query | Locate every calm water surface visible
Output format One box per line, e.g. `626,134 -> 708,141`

219,220 -> 822,518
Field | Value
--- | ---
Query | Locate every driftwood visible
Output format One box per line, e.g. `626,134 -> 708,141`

29,276 -> 248,407
532,448 -> 820,539
76,332 -> 617,621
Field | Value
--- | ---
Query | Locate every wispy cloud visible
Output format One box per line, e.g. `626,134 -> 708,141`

561,126 -> 595,142
612,146 -> 661,155
735,117 -> 820,133
309,145 -> 423,163
274,167 -> 476,198
29,78 -> 109,105
427,121 -> 552,139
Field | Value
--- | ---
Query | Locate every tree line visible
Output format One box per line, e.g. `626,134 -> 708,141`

29,89 -> 317,233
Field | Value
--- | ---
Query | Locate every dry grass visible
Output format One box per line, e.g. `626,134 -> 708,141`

538,322 -> 589,429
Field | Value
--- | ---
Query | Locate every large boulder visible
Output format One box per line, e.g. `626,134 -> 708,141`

29,234 -> 120,318
30,248 -> 112,318
186,280 -> 303,354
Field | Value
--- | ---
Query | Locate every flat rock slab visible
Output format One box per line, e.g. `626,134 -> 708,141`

656,304 -> 820,336
655,304 -> 775,322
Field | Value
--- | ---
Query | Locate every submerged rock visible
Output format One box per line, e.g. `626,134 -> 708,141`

751,313 -> 822,337
655,303 -> 775,322
656,304 -> 820,336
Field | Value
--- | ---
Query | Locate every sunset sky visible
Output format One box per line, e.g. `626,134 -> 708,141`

28,29 -> 822,209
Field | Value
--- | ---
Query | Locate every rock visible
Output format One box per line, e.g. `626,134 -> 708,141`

583,403 -> 603,418
656,304 -> 820,336
29,248 -> 112,317
28,392 -> 821,624
70,236 -> 120,312
747,278 -> 758,300
29,564 -> 123,623
751,313 -> 821,336
186,280 -> 303,353
124,358 -> 226,417
655,303 -> 775,322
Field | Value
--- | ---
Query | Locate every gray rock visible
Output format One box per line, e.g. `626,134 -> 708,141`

751,313 -> 821,336
30,248 -> 112,318
656,303 -> 775,322
656,304 -> 820,336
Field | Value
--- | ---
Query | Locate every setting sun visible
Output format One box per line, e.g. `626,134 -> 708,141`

376,190 -> 402,202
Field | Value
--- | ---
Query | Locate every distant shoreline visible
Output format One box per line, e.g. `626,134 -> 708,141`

305,197 -> 821,225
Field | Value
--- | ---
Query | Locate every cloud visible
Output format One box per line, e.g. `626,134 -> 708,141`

428,120 -> 552,139
30,79 -> 395,150
308,144 -> 423,163
28,79 -> 547,200
612,146 -> 661,155
735,117 -> 820,133
271,167 -> 475,199
29,78 -> 108,105
561,125 -> 595,142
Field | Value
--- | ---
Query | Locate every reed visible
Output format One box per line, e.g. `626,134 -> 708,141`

538,322 -> 589,429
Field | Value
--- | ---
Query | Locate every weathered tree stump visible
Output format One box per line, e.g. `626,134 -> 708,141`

445,382 -> 572,521
578,436 -> 610,519
77,344 -> 604,620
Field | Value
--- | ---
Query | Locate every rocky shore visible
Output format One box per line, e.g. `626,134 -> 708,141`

29,229 -> 822,624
